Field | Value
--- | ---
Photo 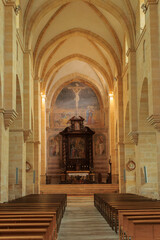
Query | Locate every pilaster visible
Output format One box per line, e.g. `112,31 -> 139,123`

4,2 -> 17,110
127,49 -> 138,134
23,51 -> 32,130
146,2 -> 160,115
34,78 -> 41,192
117,76 -> 125,192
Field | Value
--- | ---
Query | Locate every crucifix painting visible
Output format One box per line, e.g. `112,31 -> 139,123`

52,81 -> 102,128
68,83 -> 86,116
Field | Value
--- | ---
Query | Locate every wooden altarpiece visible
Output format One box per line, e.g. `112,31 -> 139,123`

60,116 -> 95,177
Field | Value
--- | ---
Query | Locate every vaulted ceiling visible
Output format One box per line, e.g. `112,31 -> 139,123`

20,0 -> 138,104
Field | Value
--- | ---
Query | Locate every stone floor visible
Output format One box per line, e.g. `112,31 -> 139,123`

58,195 -> 119,240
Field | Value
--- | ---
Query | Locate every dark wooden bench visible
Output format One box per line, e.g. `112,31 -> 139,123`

119,212 -> 160,239
0,194 -> 67,240
94,193 -> 160,235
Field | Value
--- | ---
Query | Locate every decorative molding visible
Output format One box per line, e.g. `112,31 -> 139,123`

23,129 -> 32,142
4,109 -> 18,129
147,115 -> 160,131
128,131 -> 139,145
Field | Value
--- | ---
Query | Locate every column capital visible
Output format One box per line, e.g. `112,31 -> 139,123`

0,108 -> 5,114
128,131 -> 139,145
147,114 -> 160,131
23,129 -> 33,142
4,109 -> 18,129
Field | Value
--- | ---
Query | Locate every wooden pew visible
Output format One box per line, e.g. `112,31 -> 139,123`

126,219 -> 160,240
0,194 -> 67,240
0,212 -> 56,240
94,193 -> 160,234
119,212 -> 160,239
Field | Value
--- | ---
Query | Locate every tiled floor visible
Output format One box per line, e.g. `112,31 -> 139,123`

58,196 -> 119,240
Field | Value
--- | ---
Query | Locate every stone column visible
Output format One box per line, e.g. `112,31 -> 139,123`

34,141 -> 41,193
34,79 -> 41,192
25,134 -> 34,195
146,2 -> 160,121
23,51 -> 32,130
9,129 -> 24,200
41,93 -> 46,184
117,76 -> 125,192
4,1 -> 16,110
145,1 -> 160,199
127,50 -> 138,142
109,94 -> 118,183
0,109 -> 9,203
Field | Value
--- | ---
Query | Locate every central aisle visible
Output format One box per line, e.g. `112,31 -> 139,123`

58,195 -> 119,240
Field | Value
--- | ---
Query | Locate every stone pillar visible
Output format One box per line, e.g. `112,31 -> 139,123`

0,109 -> 9,203
26,135 -> 34,195
4,2 -> 16,110
34,79 -> 41,192
124,142 -> 136,193
117,76 -> 125,192
9,129 -> 24,200
109,95 -> 118,183
23,51 -> 31,130
146,2 -> 160,119
41,93 -> 46,184
127,50 -> 138,140
145,1 -> 160,199
34,141 -> 41,193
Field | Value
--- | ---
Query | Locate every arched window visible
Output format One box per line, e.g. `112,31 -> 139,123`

140,0 -> 146,33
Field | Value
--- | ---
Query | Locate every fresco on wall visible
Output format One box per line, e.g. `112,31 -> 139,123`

52,82 -> 102,128
48,135 -> 60,157
94,134 -> 106,157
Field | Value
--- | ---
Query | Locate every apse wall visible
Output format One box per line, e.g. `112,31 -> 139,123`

46,81 -> 109,183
